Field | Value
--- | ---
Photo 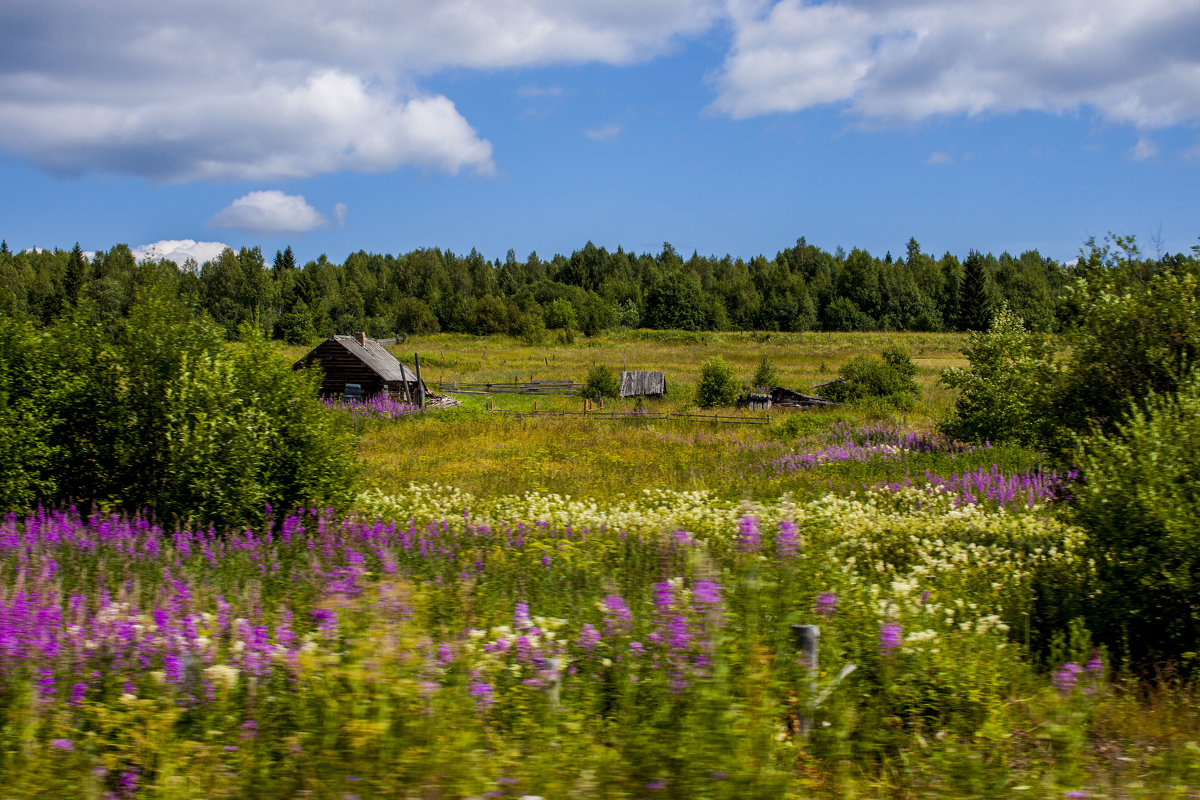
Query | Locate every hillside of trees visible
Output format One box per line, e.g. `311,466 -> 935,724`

0,235 -> 1148,343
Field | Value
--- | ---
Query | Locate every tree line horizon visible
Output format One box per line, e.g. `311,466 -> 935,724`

1,233 -> 1190,343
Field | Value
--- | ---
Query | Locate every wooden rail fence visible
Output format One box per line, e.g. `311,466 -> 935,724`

490,409 -> 771,425
439,380 -> 580,396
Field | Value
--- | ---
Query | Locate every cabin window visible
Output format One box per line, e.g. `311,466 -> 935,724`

343,383 -> 364,401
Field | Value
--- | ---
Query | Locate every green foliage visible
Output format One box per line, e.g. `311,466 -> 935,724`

1056,238 -> 1200,433
1075,373 -> 1200,667
956,251 -> 995,331
939,305 -> 1058,446
581,363 -> 620,399
0,293 -> 357,527
543,297 -> 577,331
821,346 -> 920,409
694,355 -> 738,408
751,352 -> 779,388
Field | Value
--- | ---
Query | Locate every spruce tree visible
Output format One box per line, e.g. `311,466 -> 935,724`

273,245 -> 296,273
64,242 -> 90,307
957,251 -> 994,331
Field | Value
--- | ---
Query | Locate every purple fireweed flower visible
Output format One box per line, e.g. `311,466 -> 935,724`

738,516 -> 762,553
692,579 -> 722,611
652,582 -> 674,615
435,642 -> 454,668
468,682 -> 494,707
775,519 -> 799,557
1086,651 -> 1104,677
577,623 -> 601,653
514,602 -> 531,628
1054,663 -> 1084,694
879,623 -> 903,654
646,780 -> 667,790
814,593 -> 838,618
50,739 -> 74,751
603,595 -> 632,635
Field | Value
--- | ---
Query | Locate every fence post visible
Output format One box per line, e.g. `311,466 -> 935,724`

414,353 -> 425,409
791,624 -> 820,734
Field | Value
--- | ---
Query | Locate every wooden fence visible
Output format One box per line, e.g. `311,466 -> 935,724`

439,380 -> 580,396
490,409 -> 771,425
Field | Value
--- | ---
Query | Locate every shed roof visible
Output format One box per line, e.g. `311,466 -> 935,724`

620,370 -> 666,397
316,335 -> 421,383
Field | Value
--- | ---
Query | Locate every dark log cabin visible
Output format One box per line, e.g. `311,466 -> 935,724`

293,333 -> 426,401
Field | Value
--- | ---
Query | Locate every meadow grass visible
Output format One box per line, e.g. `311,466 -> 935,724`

7,330 -> 1196,798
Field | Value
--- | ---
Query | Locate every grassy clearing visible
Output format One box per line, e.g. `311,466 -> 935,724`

320,330 -> 976,500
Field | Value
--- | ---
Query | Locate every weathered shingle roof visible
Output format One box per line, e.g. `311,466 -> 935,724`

620,370 -> 666,397
330,335 -> 420,382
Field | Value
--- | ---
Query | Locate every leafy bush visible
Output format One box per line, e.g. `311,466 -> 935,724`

939,305 -> 1058,446
1075,373 -> 1200,668
581,363 -> 620,399
820,346 -> 919,409
694,356 -> 738,408
1056,242 -> 1200,434
0,294 -> 358,527
751,353 -> 780,388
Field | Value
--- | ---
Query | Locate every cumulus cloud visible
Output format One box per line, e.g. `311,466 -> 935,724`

712,0 -> 1200,128
132,240 -> 230,266
585,123 -> 624,141
1131,137 -> 1159,161
0,0 -> 720,181
210,191 -> 335,235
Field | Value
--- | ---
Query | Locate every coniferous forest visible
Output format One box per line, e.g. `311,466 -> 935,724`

0,235 -> 1101,342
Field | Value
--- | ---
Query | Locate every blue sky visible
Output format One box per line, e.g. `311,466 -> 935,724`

1,0 -> 1198,267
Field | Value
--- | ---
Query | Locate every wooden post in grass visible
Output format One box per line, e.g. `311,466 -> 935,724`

414,353 -> 425,409
791,624 -> 820,734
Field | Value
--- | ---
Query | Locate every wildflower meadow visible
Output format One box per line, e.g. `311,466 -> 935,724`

3,328 -> 1200,798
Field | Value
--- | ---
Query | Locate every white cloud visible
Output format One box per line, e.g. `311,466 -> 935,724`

585,123 -> 624,141
712,0 -> 1200,128
333,202 -> 349,229
1131,137 -> 1159,161
132,240 -> 231,266
210,191 -> 332,235
926,151 -> 954,165
0,0 -> 720,181
518,85 -> 569,98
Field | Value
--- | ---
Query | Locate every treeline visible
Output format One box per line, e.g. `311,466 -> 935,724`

0,235 -> 1172,342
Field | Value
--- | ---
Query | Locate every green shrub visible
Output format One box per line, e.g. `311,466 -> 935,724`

581,363 -> 620,399
0,293 -> 358,527
1056,243 -> 1200,434
751,353 -> 780,388
1075,372 -> 1200,668
820,346 -> 919,409
939,305 -> 1058,446
694,356 -> 738,408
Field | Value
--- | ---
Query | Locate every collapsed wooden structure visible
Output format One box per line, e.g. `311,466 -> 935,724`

770,386 -> 839,408
294,333 -> 427,402
620,370 -> 666,398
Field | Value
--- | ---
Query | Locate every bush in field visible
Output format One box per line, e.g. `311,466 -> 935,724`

694,355 -> 738,408
581,363 -> 620,399
0,293 -> 357,527
820,346 -> 919,409
939,305 -> 1059,446
1056,238 -> 1200,434
751,353 -> 780,388
1076,373 -> 1200,668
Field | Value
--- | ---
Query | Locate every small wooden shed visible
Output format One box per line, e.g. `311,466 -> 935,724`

294,333 -> 426,401
620,370 -> 666,398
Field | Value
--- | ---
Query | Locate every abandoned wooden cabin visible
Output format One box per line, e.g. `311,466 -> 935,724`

737,391 -> 772,411
620,370 -> 666,398
293,333 -> 426,401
